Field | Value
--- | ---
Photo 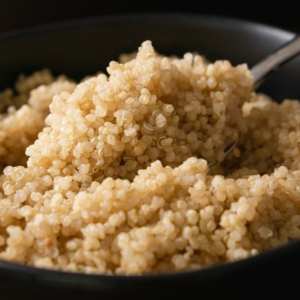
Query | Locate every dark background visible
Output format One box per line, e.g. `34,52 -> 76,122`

0,0 -> 299,34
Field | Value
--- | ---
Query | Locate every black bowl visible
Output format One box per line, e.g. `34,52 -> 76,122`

0,13 -> 300,300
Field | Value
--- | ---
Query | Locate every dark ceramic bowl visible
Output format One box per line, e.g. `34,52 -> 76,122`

0,14 -> 300,300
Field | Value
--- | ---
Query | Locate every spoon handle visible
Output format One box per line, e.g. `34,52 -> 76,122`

251,35 -> 300,89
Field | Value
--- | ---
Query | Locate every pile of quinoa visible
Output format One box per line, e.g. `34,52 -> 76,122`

1,40 -> 300,275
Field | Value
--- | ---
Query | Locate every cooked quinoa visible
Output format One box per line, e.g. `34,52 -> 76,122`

0,40 -> 300,275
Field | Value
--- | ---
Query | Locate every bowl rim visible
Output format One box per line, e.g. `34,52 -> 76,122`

1,238 -> 300,289
0,12 -> 295,43
0,12 -> 299,289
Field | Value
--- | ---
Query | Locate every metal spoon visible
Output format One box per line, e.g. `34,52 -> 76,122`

208,35 -> 300,167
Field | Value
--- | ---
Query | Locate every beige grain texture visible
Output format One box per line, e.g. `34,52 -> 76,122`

0,41 -> 300,275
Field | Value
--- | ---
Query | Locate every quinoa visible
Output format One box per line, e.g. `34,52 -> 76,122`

0,40 -> 300,275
